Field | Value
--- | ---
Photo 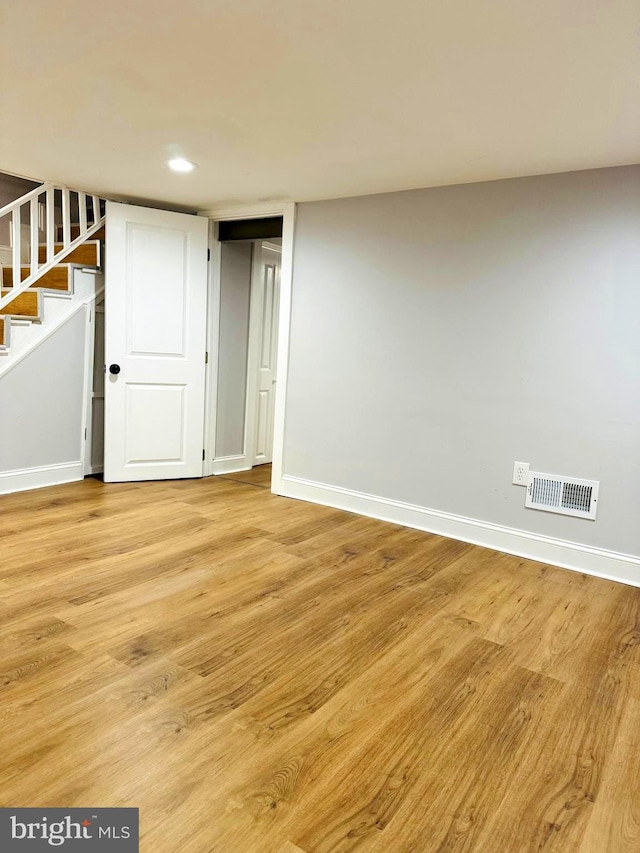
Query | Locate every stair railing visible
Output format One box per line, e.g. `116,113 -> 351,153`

0,182 -> 106,312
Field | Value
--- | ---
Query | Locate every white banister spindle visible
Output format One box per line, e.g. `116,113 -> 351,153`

12,207 -> 21,292
0,182 -> 106,315
46,186 -> 55,262
30,196 -> 39,276
78,191 -> 87,235
45,187 -> 56,263
62,188 -> 71,247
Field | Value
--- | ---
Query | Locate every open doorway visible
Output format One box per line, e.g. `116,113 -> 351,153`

245,241 -> 281,469
208,217 -> 283,488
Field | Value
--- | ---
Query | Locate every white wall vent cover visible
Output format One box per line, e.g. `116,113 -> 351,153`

525,472 -> 599,520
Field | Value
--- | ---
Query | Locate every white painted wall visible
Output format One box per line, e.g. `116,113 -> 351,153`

215,241 -> 253,458
282,166 -> 640,569
0,309 -> 88,492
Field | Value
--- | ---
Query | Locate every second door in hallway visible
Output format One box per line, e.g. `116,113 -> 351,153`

246,244 -> 281,466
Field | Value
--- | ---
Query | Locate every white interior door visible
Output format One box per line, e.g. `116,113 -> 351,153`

246,244 -> 281,466
104,201 -> 208,482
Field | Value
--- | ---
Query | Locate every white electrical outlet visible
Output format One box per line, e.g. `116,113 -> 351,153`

512,461 -> 530,486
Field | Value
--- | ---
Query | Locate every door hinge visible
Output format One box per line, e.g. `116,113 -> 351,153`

207,248 -> 211,261
84,428 -> 87,440
202,449 -> 206,461
205,351 -> 209,364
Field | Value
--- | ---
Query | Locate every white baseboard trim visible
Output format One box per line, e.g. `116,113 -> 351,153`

211,455 -> 252,475
0,461 -> 84,495
278,474 -> 640,588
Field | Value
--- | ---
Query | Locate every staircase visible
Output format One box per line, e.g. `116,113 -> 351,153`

0,183 -> 106,357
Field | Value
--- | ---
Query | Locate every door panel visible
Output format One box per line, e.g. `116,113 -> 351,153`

125,383 -> 186,463
127,224 -> 189,355
104,201 -> 208,482
255,389 -> 269,459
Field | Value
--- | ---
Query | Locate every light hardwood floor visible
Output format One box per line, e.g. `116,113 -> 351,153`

0,475 -> 639,852
218,462 -> 273,489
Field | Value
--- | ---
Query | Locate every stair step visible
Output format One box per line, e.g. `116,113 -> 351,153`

56,224 -> 105,242
0,290 -> 40,319
37,241 -> 100,266
2,266 -> 71,292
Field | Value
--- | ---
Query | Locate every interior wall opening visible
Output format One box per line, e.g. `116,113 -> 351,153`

210,216 -> 283,487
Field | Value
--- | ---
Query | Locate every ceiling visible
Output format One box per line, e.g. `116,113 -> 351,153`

1,0 -> 638,212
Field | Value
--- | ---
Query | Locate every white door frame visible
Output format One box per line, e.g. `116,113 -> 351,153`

202,202 -> 295,494
82,296 -> 105,476
80,299 -> 97,477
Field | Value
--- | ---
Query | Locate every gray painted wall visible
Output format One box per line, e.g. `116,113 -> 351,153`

284,166 -> 640,557
0,310 -> 87,471
215,241 -> 253,458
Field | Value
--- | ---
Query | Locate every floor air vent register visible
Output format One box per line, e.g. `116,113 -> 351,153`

525,472 -> 599,520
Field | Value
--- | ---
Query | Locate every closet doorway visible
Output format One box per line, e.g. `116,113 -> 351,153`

208,216 -> 283,486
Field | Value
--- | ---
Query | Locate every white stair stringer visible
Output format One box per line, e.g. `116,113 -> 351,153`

0,268 -> 103,376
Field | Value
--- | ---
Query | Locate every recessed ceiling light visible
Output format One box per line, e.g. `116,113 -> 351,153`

168,158 -> 197,173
